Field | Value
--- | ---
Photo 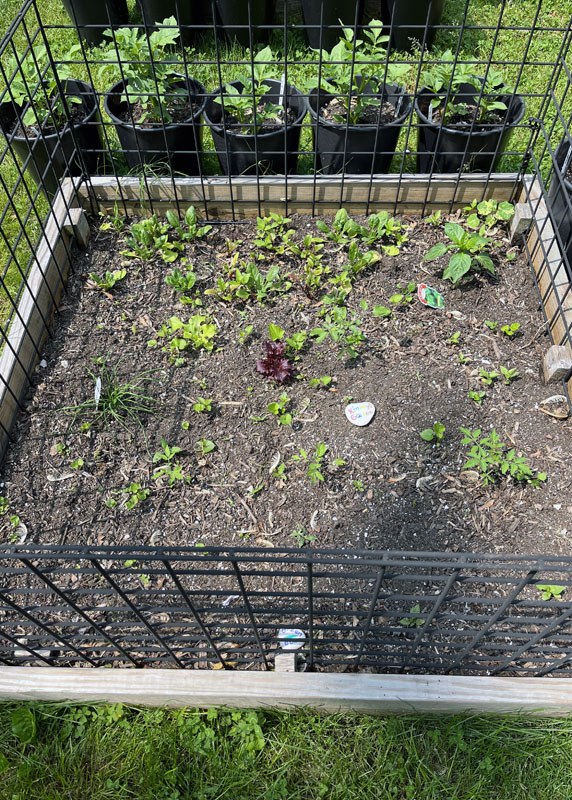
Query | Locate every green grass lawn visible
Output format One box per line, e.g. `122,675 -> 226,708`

2,702 -> 572,799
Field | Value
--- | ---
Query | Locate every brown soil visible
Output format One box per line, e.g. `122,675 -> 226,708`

1,211 -> 571,559
320,98 -> 396,125
12,103 -> 88,139
433,103 -> 504,130
118,99 -> 198,127
220,104 -> 297,135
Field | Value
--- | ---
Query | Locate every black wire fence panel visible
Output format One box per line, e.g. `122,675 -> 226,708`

3,545 -> 572,675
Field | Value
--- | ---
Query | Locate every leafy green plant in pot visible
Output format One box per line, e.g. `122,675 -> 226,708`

99,17 -> 207,175
61,0 -> 128,47
414,51 -> 525,173
301,0 -> 365,52
203,46 -> 306,176
306,20 -> 412,175
0,45 -> 104,197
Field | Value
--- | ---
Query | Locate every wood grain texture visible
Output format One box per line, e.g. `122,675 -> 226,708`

0,178 -> 79,460
520,176 -> 572,398
81,174 -> 518,218
1,667 -> 572,716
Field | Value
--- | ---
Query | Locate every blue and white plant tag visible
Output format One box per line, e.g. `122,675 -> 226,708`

278,628 -> 305,650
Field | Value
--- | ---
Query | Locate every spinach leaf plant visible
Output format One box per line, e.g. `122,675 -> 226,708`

97,17 -> 187,124
424,222 -> 494,285
421,50 -> 508,125
307,20 -> 410,125
221,46 -> 283,131
6,45 -> 81,129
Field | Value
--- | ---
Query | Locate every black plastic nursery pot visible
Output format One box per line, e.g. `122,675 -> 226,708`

307,81 -> 412,175
0,79 -> 103,198
104,77 -> 207,175
204,78 -> 306,176
136,0 -> 201,46
213,0 -> 276,47
61,0 -> 129,47
414,84 -> 526,173
382,0 -> 445,53
547,138 -> 572,277
301,0 -> 365,52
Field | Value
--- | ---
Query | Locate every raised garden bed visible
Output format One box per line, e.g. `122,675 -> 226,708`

0,194 -> 570,559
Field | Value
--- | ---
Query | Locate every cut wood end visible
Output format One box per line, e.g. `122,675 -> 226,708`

543,344 -> 572,384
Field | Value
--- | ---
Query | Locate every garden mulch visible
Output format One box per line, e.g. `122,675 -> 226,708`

1,207 -> 571,562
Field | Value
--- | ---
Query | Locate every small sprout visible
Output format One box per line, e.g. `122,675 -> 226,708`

289,524 -> 316,548
192,397 -> 212,413
89,269 -> 126,292
484,320 -> 498,331
181,420 -> 190,430
480,369 -> 499,385
122,482 -> 150,510
268,323 -> 285,342
458,352 -> 471,364
105,497 -> 118,509
238,325 -> 254,344
500,366 -> 519,384
469,391 -> 486,405
399,604 -> 424,628
500,323 -> 520,338
70,458 -> 84,470
9,515 -> 20,528
373,305 -> 392,318
420,422 -> 445,444
247,482 -> 264,498
537,584 -> 566,601
352,479 -> 365,492
0,497 -> 9,515
267,392 -> 292,426
448,331 -> 461,345
195,438 -> 215,456
309,375 -> 332,389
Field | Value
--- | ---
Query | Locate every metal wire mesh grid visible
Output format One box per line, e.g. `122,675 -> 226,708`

3,546 -> 572,675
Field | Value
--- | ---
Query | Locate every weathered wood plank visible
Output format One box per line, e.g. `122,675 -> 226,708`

0,178 -> 79,460
520,176 -> 572,399
80,174 -> 518,218
1,667 -> 572,716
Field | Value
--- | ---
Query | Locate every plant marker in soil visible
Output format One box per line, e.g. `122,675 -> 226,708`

418,283 -> 445,309
279,629 -> 306,650
345,402 -> 375,426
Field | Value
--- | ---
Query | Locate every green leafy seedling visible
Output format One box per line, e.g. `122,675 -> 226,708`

267,392 -> 292,425
537,584 -> 566,601
399,604 -> 424,628
501,323 -> 520,338
193,397 -> 212,413
484,320 -> 498,331
480,369 -> 499,385
500,366 -> 519,384
420,422 -> 445,444
289,524 -> 316,548
89,269 -> 126,292
469,391 -> 486,405
195,438 -> 215,457
448,331 -> 461,345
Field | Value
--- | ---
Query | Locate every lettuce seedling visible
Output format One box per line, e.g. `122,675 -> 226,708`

255,341 -> 293,384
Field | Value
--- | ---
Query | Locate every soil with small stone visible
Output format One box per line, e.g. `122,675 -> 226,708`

118,99 -> 200,127
1,210 -> 571,561
12,103 -> 89,139
221,104 -> 297,134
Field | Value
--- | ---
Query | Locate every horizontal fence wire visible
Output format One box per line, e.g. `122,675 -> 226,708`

2,546 -> 572,675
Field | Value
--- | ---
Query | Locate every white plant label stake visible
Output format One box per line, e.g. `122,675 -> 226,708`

345,402 -> 375,427
279,72 -> 286,108
94,377 -> 102,410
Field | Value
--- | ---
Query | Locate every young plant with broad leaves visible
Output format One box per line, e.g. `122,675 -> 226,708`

424,222 -> 494,285
307,20 -> 410,125
221,47 -> 284,132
